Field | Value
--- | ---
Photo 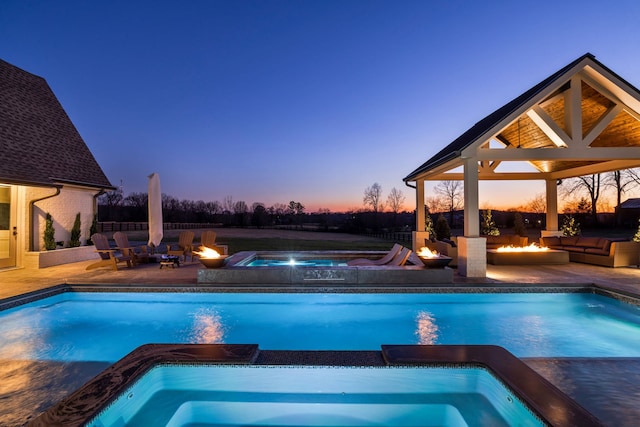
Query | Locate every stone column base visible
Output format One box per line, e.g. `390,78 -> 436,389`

458,236 -> 486,278
412,231 -> 430,252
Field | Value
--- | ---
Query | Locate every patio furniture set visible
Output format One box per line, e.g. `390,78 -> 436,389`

86,230 -> 227,271
427,235 -> 640,267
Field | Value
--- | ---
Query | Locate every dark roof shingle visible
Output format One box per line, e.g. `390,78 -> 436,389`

0,59 -> 112,188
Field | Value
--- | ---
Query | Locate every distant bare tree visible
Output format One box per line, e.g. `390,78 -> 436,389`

252,203 -> 268,228
604,170 -> 639,225
561,174 -> 601,224
288,201 -> 305,215
223,195 -> 234,214
271,203 -> 288,218
100,189 -> 123,207
434,180 -> 463,225
425,196 -> 447,214
523,193 -> 546,214
233,200 -> 248,214
124,192 -> 147,208
205,201 -> 222,215
386,187 -> 406,214
363,182 -> 384,212
233,200 -> 248,226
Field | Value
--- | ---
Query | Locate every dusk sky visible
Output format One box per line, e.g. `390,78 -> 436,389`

2,1 -> 640,212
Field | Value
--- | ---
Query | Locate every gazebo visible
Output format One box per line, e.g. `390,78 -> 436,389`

404,53 -> 640,277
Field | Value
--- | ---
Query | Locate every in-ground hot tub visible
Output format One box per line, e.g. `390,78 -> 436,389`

33,344 -> 600,427
197,251 -> 453,286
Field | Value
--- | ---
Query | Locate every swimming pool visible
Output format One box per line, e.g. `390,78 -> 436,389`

34,344 -> 600,427
246,258 -> 348,266
90,365 -> 543,427
1,290 -> 639,362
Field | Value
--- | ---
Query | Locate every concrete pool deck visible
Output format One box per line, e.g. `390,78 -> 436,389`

2,257 -> 640,426
2,255 -> 640,299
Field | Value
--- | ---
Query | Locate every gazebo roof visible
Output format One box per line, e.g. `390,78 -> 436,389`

404,53 -> 640,182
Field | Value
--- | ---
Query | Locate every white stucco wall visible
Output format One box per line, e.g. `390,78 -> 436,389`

27,185 -> 97,252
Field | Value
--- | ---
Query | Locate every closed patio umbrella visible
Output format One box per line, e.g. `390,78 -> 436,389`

147,173 -> 163,251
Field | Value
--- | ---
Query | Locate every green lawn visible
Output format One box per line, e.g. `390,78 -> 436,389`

123,230 -> 400,254
215,238 -> 396,253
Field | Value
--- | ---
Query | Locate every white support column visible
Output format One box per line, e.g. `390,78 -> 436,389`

543,179 -> 561,238
412,180 -> 429,252
463,158 -> 479,237
459,158 -> 486,277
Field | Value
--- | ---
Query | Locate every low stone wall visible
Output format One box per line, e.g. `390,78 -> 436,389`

24,246 -> 96,269
197,265 -> 453,286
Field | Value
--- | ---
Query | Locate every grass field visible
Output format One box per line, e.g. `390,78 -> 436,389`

123,228 -> 400,254
216,237 -> 395,253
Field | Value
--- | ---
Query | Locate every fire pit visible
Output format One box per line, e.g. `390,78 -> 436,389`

194,247 -> 228,269
487,244 -> 569,265
416,247 -> 452,268
496,243 -> 549,253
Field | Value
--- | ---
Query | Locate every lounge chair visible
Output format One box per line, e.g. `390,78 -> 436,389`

168,230 -> 195,262
86,233 -> 133,271
347,243 -> 403,266
113,232 -> 150,265
387,246 -> 412,266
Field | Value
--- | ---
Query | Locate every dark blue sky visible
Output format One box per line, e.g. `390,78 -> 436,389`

2,0 -> 640,211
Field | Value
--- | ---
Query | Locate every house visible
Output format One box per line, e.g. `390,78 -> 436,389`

0,59 -> 114,269
616,198 -> 640,227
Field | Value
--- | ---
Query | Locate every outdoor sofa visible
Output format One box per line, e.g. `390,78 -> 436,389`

540,236 -> 639,268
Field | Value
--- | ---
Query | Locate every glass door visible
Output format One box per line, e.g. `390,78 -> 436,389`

0,186 -> 16,268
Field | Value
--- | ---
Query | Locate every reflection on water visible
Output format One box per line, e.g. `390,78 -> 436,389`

0,359 -> 108,427
415,311 -> 439,345
189,308 -> 225,344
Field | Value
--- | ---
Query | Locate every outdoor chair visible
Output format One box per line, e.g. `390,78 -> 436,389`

168,230 -> 195,262
195,229 -> 228,256
113,231 -> 150,265
200,230 -> 217,248
86,233 -> 133,271
347,243 -> 403,266
386,246 -> 412,266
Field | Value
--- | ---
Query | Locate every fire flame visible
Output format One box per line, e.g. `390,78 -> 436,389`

194,246 -> 221,259
496,243 -> 549,252
417,247 -> 440,258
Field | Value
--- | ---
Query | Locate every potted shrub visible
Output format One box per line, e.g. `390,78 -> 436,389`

44,213 -> 56,250
69,213 -> 81,247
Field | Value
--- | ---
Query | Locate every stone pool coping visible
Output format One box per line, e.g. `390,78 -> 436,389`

30,344 -> 602,427
3,282 -> 639,313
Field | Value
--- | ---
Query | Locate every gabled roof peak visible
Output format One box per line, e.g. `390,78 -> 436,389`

404,53 -> 640,182
0,58 -> 112,189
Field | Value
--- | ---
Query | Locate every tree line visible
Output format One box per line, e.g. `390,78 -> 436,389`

97,186 -> 415,233
99,169 -> 640,234
423,169 -> 640,229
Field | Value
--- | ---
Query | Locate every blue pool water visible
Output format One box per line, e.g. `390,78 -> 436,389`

1,292 -> 639,362
246,258 -> 348,266
90,365 -> 543,427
